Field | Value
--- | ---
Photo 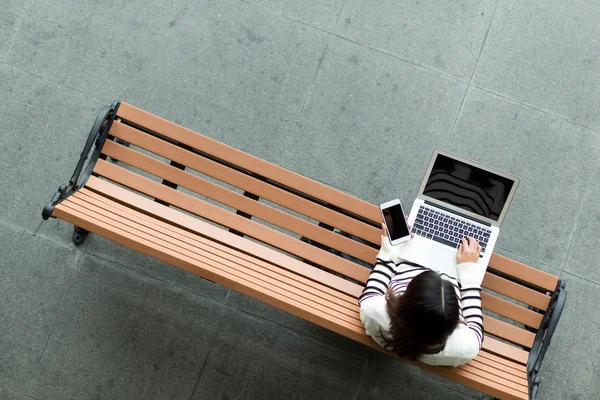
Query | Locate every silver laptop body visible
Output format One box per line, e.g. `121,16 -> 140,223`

398,150 -> 519,278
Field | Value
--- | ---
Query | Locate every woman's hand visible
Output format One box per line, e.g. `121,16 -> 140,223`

456,237 -> 481,264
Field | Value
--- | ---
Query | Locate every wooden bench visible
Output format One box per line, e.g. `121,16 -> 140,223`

42,102 -> 566,400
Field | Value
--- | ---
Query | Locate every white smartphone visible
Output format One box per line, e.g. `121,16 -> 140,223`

380,199 -> 411,245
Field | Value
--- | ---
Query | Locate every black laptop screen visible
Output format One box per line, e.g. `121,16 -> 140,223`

423,154 -> 515,222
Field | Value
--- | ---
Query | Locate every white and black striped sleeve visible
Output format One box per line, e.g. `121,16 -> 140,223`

460,285 -> 484,348
359,257 -> 396,303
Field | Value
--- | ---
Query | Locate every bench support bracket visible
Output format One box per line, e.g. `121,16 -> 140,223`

42,101 -> 121,220
526,279 -> 567,399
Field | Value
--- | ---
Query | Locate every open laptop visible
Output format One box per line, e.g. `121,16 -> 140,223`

398,150 -> 519,278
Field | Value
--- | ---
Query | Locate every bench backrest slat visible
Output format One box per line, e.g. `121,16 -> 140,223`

481,292 -> 543,329
100,139 -> 378,265
116,103 -> 382,224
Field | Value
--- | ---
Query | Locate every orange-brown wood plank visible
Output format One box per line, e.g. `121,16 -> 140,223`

100,140 -> 377,264
481,292 -> 543,329
458,363 -> 529,395
55,200 -> 367,335
489,253 -> 558,292
108,121 -> 381,245
474,352 -> 528,378
483,273 -> 551,311
73,191 -> 360,318
84,176 -> 365,297
483,316 -> 535,349
116,102 -> 381,223
468,358 -> 527,383
478,351 -> 527,373
481,336 -> 529,365
90,161 -> 372,284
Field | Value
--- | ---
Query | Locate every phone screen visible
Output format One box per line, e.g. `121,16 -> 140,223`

382,204 -> 410,241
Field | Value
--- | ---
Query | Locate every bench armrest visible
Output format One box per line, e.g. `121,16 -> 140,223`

42,101 -> 120,220
526,279 -> 567,399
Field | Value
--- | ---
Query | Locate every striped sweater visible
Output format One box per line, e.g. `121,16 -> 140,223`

359,236 -> 486,367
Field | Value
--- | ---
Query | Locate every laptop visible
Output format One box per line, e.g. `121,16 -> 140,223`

398,150 -> 519,278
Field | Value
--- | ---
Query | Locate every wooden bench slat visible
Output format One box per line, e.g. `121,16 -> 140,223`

413,360 -> 528,400
100,140 -> 377,264
109,121 -> 381,246
474,352 -> 528,378
84,176 -> 365,298
483,316 -> 535,349
483,272 -> 551,310
489,253 -> 558,292
468,358 -> 527,383
56,200 -> 367,333
458,363 -> 529,395
76,189 -> 359,309
70,192 -> 362,324
481,337 -> 529,365
116,102 -> 382,223
478,351 -> 527,373
481,292 -> 543,329
90,161 -> 372,284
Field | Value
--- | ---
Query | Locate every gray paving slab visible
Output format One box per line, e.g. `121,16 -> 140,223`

0,385 -> 35,400
280,36 -> 466,206
564,166 -> 600,283
0,0 -> 29,61
28,254 -> 226,400
5,0 -> 191,104
142,0 -> 329,163
227,290 -> 371,355
474,0 -> 600,130
447,87 -> 600,267
0,64 -> 103,242
0,221 -> 82,392
334,0 -> 496,80
85,234 -> 231,303
356,353 -> 482,399
190,306 -> 367,400
242,0 -> 345,31
535,272 -> 600,400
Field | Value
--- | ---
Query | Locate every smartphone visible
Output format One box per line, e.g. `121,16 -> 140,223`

380,199 -> 411,245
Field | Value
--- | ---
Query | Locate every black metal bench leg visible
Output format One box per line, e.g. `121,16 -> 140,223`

72,226 -> 90,245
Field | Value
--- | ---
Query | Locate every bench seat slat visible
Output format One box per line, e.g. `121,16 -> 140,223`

489,253 -> 558,292
84,176 -> 365,298
100,140 -> 377,264
481,292 -> 543,329
483,316 -> 535,349
56,200 -> 367,333
483,273 -> 551,311
116,102 -> 381,223
75,189 -> 359,309
70,192 -> 362,324
477,351 -> 527,373
468,358 -> 527,383
109,121 -> 381,246
458,363 -> 529,395
90,161 -> 372,284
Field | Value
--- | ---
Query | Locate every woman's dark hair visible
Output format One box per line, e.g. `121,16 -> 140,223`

383,270 -> 460,360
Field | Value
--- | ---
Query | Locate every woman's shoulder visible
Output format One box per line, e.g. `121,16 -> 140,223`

359,296 -> 390,324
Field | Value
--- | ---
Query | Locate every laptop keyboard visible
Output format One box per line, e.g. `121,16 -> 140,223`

411,205 -> 491,258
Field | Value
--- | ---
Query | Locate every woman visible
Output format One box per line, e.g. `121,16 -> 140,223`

359,223 -> 486,366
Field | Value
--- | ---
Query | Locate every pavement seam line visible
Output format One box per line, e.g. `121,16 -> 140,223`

0,383 -> 39,400
468,0 -> 499,83
350,352 -> 372,400
559,162 -> 600,272
187,305 -> 228,400
560,270 -> 600,287
2,0 -> 33,64
36,251 -> 87,362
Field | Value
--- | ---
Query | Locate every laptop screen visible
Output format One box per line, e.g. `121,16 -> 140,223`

422,154 -> 515,222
